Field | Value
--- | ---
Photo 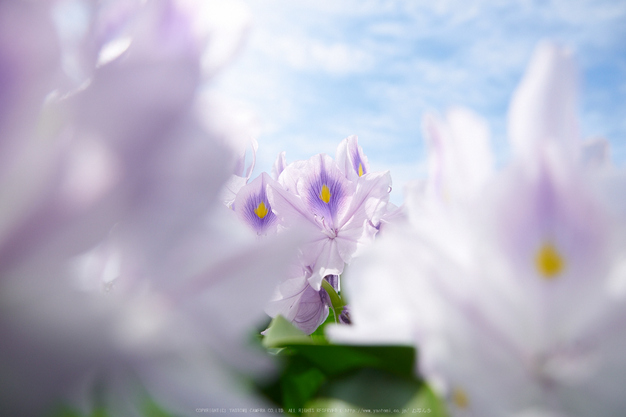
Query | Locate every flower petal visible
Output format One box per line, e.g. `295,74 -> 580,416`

508,42 -> 579,160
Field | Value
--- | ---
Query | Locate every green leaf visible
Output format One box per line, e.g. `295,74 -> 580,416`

320,280 -> 345,317
281,361 -> 327,412
262,315 -> 315,348
257,342 -> 421,415
316,368 -> 421,411
286,344 -> 416,379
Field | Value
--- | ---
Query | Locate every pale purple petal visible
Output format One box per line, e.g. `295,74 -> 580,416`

233,137 -> 258,180
335,135 -> 370,182
265,267 -> 329,335
422,108 -> 493,204
297,154 -> 354,231
339,170 -> 391,230
266,178 -> 318,228
579,137 -> 611,169
308,238 -> 345,290
272,151 -> 287,180
508,42 -> 579,160
219,174 -> 248,208
234,172 -> 279,235
336,219 -> 379,265
276,159 -> 308,194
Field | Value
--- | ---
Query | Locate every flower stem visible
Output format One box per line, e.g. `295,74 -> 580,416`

321,279 -> 345,320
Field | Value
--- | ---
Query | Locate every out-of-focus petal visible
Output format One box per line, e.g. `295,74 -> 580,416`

508,42 -> 579,160
422,107 -> 493,205
580,137 -> 611,170
272,151 -> 287,180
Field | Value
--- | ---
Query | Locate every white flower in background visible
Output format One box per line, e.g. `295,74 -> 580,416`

0,1 -> 298,416
330,42 -> 626,417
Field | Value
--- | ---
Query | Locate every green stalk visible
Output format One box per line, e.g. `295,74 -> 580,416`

321,279 -> 345,321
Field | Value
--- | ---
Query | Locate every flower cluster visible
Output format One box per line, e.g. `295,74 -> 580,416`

330,42 -> 626,416
229,136 -> 394,334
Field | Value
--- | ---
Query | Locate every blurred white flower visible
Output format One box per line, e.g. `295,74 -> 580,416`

330,42 -> 626,417
0,1 -> 298,415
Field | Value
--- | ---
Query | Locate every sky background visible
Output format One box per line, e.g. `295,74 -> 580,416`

212,0 -> 626,204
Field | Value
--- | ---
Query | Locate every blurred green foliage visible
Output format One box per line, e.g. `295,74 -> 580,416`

258,315 -> 449,417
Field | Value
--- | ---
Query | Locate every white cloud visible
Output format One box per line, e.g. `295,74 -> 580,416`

255,33 -> 374,75
213,0 -> 626,204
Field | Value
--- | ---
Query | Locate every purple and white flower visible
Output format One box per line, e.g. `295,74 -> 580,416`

330,42 -> 626,417
265,267 -> 338,335
268,151 -> 392,289
0,1 -> 297,415
336,134 -> 370,181
233,172 -> 279,236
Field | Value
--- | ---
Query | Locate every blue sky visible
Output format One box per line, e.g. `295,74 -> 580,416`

213,0 -> 626,204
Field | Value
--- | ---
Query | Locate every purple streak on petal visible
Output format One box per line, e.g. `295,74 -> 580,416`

324,274 -> 340,292
319,274 -> 339,308
302,154 -> 351,231
336,135 -> 370,182
349,140 -> 368,178
320,285 -> 331,307
339,306 -> 351,325
235,173 -> 277,235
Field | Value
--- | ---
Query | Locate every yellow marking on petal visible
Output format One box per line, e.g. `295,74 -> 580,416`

536,242 -> 565,279
254,201 -> 269,219
319,184 -> 331,203
452,388 -> 469,409
358,163 -> 364,177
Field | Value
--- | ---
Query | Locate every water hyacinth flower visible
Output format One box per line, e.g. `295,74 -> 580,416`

268,142 -> 392,289
337,135 -> 403,231
228,136 -> 390,333
0,1 -> 298,415
234,172 -> 279,236
329,42 -> 626,417
336,134 -> 370,181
